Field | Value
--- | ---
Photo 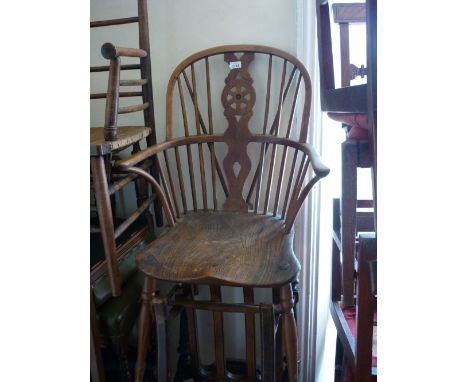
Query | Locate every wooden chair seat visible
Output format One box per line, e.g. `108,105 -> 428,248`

135,211 -> 299,287
90,126 -> 151,156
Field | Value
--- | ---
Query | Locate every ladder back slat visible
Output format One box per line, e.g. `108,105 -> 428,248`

90,16 -> 139,28
91,91 -> 143,99
91,64 -> 141,73
118,102 -> 149,114
114,194 -> 156,239
119,79 -> 148,86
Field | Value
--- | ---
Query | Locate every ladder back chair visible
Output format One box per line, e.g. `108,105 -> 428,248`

90,0 -> 159,297
90,1 -> 161,380
316,0 -> 374,308
115,45 -> 329,382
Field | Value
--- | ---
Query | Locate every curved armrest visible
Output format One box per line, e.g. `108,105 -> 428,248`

115,134 -> 329,232
115,135 -> 225,169
303,142 -> 331,178
250,134 -> 330,178
115,135 -> 225,227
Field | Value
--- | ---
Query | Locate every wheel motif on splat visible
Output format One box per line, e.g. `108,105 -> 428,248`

222,78 -> 256,117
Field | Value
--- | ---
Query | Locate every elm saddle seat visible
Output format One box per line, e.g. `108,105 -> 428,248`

116,45 -> 329,382
136,212 -> 299,287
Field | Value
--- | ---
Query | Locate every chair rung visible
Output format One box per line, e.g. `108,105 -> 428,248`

114,194 -> 156,239
90,16 -> 139,28
169,299 -> 261,314
118,102 -> 149,114
119,79 -> 148,86
90,91 -> 143,99
90,64 -> 141,73
90,93 -> 107,100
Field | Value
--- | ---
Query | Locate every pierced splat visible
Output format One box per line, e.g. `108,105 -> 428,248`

222,52 -> 256,211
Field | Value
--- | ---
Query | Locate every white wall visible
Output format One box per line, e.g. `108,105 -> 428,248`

91,0 -> 297,142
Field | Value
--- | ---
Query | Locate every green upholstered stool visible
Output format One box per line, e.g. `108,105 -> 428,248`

97,271 -> 143,381
92,240 -> 148,381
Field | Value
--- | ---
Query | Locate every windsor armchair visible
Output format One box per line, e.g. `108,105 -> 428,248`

90,0 -> 159,297
115,45 -> 329,382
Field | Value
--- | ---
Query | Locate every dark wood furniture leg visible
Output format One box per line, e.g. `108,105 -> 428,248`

280,283 -> 298,382
135,276 -> 156,382
341,141 -> 358,307
174,308 -> 193,382
260,304 -> 275,382
273,288 -> 285,382
334,336 -> 345,382
154,295 -> 169,382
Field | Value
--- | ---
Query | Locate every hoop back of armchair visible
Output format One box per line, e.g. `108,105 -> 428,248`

117,45 -> 329,232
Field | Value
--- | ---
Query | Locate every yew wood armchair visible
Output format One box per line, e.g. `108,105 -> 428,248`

115,45 -> 329,382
